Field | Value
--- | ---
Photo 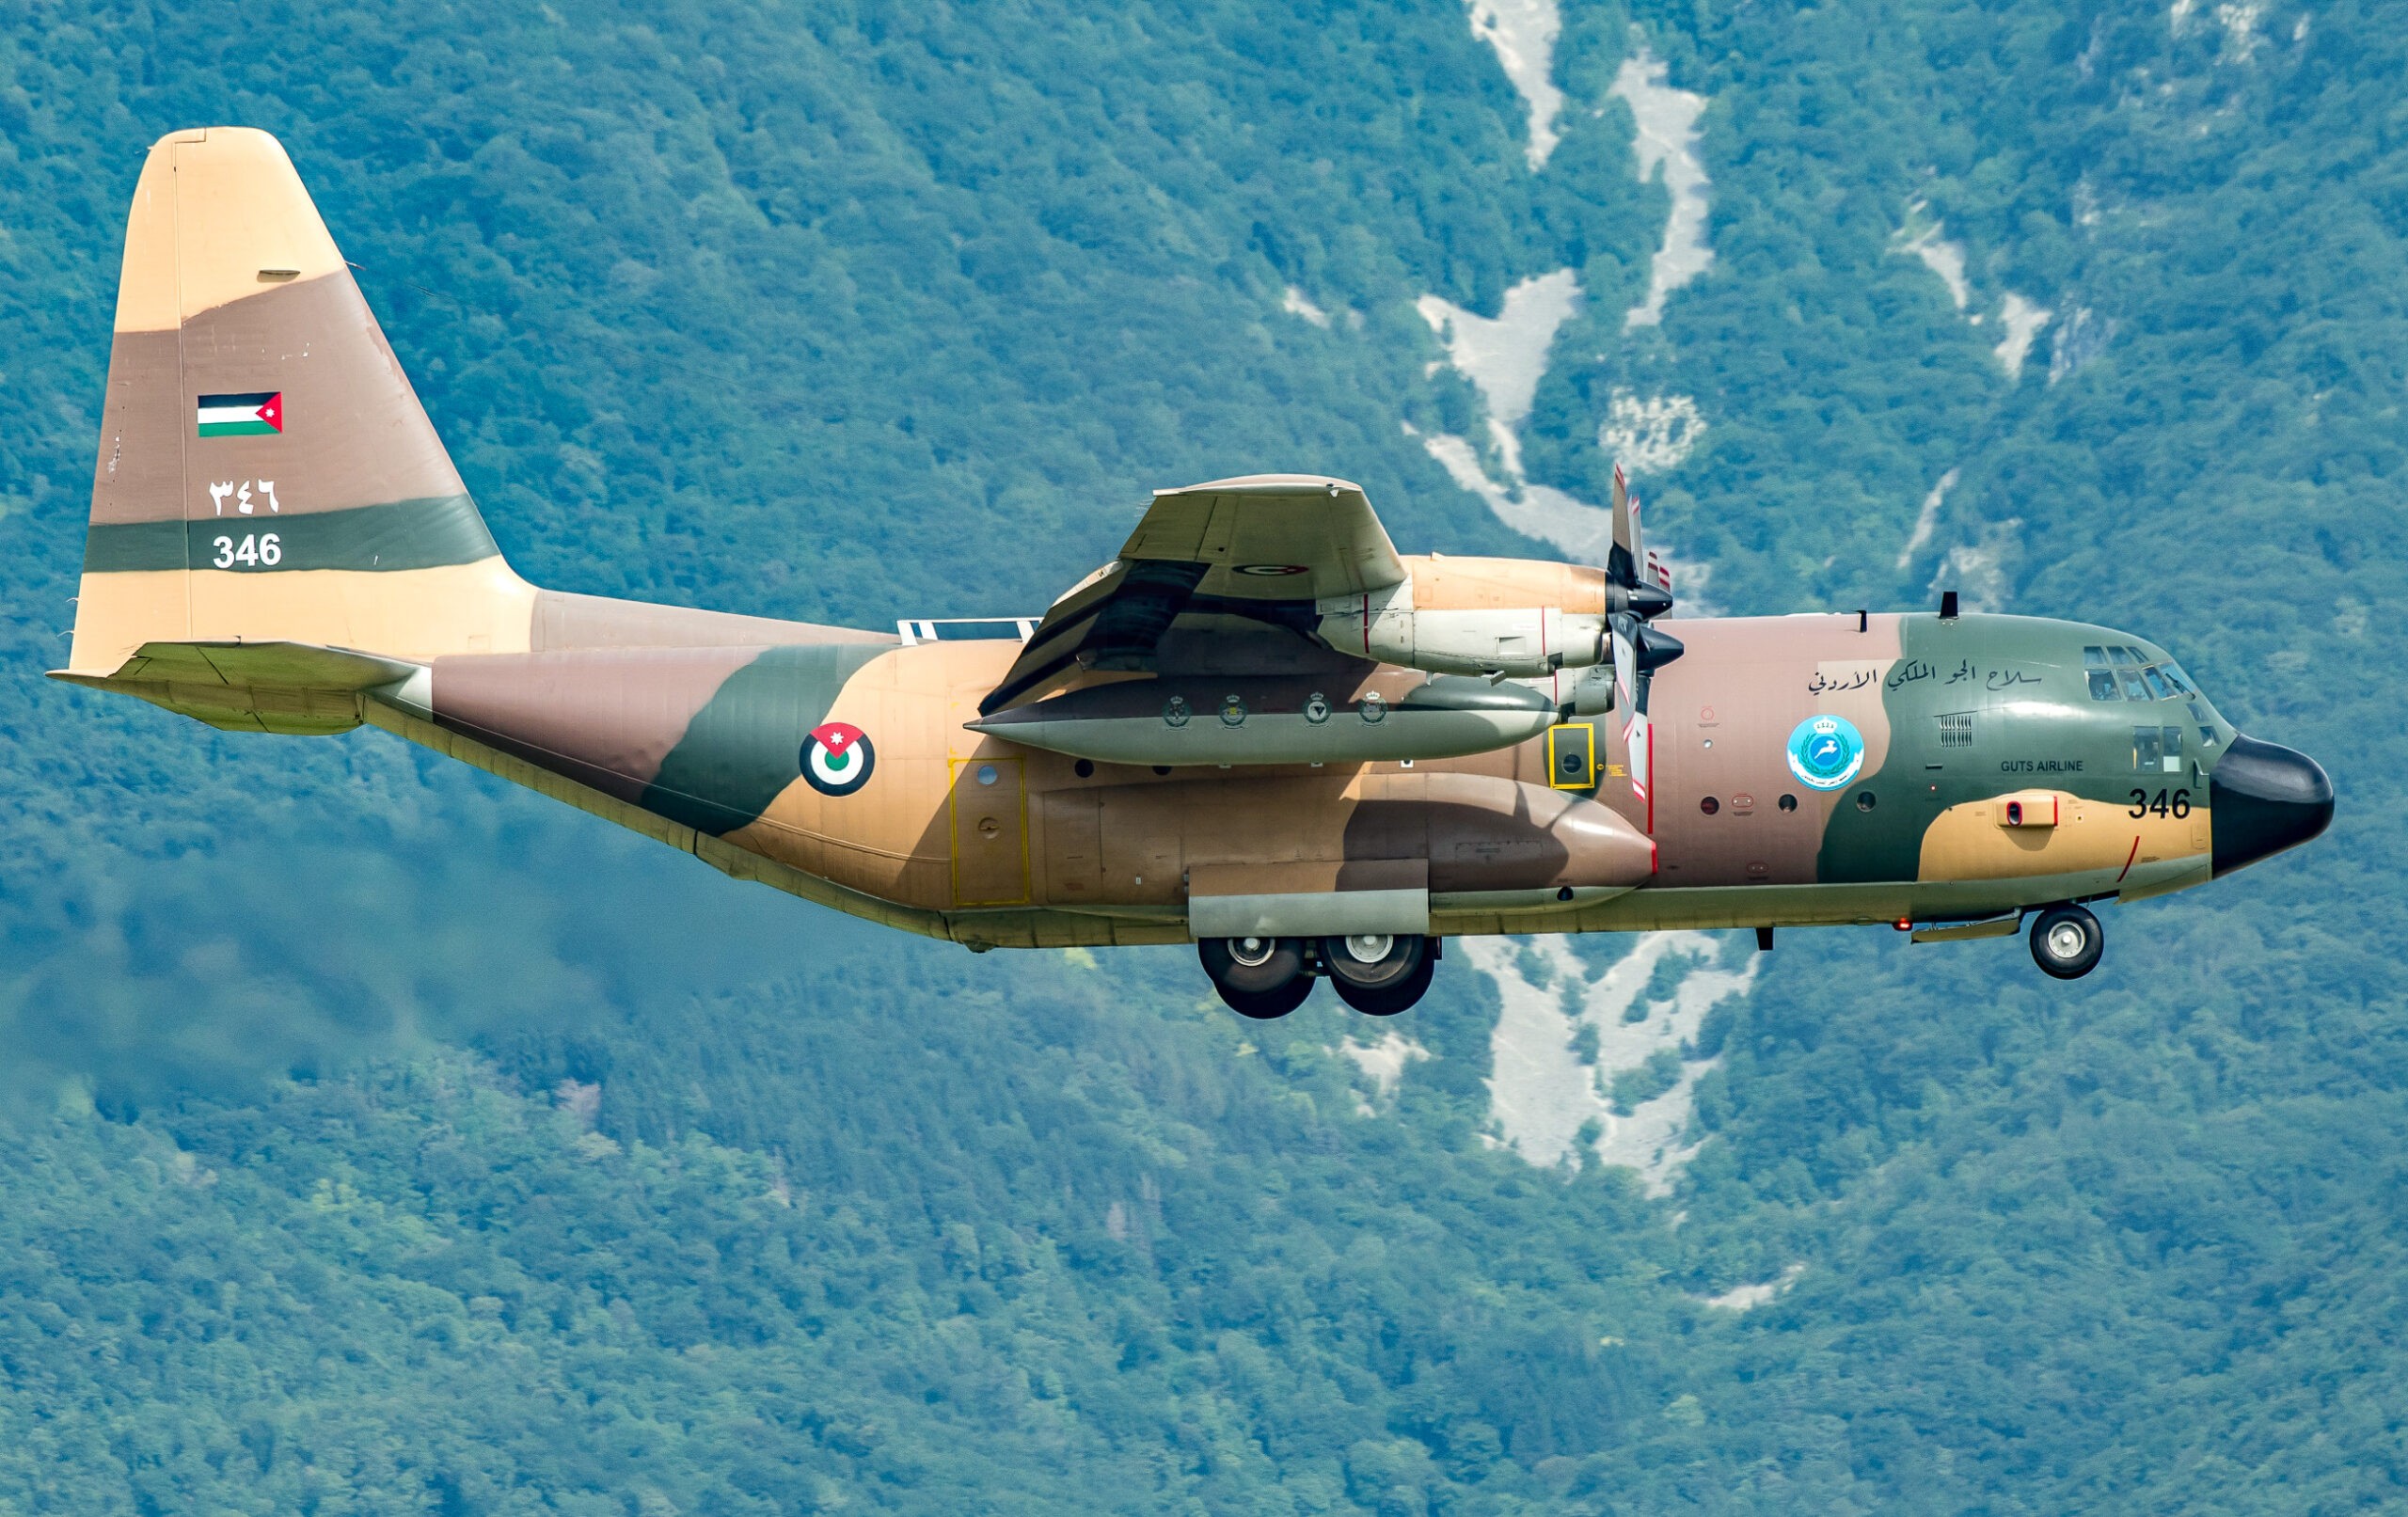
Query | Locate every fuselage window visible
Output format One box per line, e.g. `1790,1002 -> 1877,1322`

2083,646 -> 2120,701
1938,711 -> 1974,747
2135,725 -> 2184,773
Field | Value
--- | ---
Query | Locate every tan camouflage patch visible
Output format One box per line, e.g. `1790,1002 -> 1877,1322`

113,129 -> 348,334
1918,789 -> 2210,882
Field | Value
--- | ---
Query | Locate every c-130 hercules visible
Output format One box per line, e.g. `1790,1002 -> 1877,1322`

59,130 -> 2334,1017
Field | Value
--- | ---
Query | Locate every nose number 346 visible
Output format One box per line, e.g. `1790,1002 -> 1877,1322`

210,532 -> 282,569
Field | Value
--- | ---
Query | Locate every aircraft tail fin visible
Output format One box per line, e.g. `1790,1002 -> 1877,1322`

64,127 -> 534,682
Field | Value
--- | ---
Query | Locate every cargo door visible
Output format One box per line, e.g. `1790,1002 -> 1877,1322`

950,755 -> 1028,906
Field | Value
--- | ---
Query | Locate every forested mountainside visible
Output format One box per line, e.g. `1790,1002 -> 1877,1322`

2,0 -> 2402,1510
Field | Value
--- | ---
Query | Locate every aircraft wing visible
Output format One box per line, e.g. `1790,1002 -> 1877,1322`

980,474 -> 1404,714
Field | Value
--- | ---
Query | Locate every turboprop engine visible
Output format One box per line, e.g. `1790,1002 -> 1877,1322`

1311,552 -> 1618,679
1313,584 -> 1608,678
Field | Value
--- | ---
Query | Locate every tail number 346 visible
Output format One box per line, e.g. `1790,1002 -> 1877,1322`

210,532 -> 282,569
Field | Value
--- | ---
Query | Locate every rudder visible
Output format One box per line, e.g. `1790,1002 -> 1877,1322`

67,127 -> 533,678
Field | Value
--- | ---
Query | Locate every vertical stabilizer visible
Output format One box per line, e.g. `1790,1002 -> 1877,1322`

67,127 -> 533,676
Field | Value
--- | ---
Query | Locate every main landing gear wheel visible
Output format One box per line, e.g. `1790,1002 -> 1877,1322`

2029,904 -> 2104,980
1199,937 -> 1311,1019
1322,933 -> 1435,1017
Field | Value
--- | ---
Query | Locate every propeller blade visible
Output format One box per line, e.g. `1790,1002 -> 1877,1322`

1608,463 -> 1640,590
1608,478 -> 1673,616
1608,609 -> 1658,830
1610,611 -> 1640,714
1608,610 -> 1687,831
1624,705 -> 1654,832
1629,488 -> 1647,589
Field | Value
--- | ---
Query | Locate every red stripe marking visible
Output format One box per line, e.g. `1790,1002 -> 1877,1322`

2115,834 -> 2141,883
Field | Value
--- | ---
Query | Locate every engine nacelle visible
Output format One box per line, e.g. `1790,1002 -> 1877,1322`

1317,587 -> 1605,678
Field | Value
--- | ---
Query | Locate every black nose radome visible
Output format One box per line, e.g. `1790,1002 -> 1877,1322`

2210,735 -> 2335,877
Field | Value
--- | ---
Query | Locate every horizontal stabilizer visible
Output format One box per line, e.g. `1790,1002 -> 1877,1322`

50,640 -> 422,734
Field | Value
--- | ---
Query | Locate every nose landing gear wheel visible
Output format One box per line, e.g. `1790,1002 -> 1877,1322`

1322,933 -> 1435,1017
1199,937 -> 1310,1019
2029,904 -> 2103,980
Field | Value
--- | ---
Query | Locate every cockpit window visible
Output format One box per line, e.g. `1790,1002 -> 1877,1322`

2189,701 -> 2217,749
2083,646 -> 2121,701
2101,646 -> 2154,699
2087,644 -> 2203,705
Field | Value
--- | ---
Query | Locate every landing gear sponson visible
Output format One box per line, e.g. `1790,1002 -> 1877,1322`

1199,935 -> 1439,1019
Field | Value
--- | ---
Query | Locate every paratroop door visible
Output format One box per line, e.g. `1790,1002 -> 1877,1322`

950,755 -> 1028,906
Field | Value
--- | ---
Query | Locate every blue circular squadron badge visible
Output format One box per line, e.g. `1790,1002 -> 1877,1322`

1785,714 -> 1865,791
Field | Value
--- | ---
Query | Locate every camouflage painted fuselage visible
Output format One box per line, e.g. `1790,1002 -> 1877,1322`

366,608 -> 2237,949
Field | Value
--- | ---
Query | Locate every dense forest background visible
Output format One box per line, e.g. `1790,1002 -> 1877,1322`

1,0 -> 2401,1509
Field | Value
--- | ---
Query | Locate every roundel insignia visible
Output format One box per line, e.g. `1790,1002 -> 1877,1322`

801,720 -> 876,797
1785,714 -> 1865,791
1233,562 -> 1310,577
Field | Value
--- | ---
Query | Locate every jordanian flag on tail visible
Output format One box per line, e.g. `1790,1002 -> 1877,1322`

197,391 -> 282,437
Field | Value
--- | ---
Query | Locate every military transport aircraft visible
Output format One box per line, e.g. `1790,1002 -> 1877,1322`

57,129 -> 2335,1018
